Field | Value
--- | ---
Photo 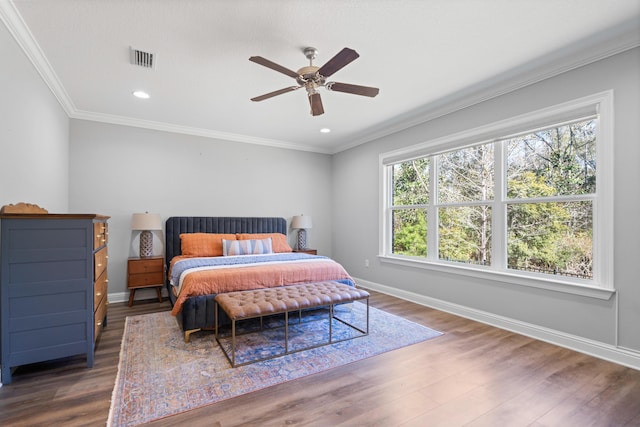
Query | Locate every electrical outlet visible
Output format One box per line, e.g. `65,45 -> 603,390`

365,259 -> 370,267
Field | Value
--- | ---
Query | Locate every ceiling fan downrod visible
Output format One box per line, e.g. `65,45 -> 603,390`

303,47 -> 318,65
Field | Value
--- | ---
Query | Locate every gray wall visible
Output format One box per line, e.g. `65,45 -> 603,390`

69,120 -> 332,299
332,47 -> 640,355
0,22 -> 69,212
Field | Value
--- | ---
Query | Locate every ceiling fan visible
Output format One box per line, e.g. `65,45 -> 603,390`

249,47 -> 379,116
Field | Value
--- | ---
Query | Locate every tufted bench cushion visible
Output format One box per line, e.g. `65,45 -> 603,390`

214,281 -> 370,367
215,281 -> 370,321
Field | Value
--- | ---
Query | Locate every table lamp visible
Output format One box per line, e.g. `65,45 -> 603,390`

291,214 -> 312,250
131,212 -> 162,258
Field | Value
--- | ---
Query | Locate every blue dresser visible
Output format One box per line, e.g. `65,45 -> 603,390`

0,214 -> 109,384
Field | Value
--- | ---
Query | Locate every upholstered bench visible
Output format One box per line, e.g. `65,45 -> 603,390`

214,281 -> 370,367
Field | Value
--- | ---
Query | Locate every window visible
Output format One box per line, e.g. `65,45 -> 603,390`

437,143 -> 494,266
380,92 -> 613,297
505,120 -> 595,279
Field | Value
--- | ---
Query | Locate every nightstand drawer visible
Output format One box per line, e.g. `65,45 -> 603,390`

129,271 -> 164,287
128,257 -> 164,274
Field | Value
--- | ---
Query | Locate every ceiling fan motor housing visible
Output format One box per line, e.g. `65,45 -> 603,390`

297,66 -> 322,82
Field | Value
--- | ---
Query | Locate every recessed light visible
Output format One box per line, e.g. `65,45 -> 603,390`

320,128 -> 331,133
132,90 -> 150,99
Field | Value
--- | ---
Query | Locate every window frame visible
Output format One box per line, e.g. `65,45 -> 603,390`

379,91 -> 614,300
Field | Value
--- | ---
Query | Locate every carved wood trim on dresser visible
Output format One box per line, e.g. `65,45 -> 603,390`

0,213 -> 109,384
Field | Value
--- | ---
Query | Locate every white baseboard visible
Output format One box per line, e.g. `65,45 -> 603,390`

355,276 -> 640,371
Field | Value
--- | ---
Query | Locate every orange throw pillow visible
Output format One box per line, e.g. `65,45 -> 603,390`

180,233 -> 237,257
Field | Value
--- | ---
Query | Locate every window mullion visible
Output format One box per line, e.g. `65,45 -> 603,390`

428,154 -> 437,260
493,140 -> 507,270
382,164 -> 393,255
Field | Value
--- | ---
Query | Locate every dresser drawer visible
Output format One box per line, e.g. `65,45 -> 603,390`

94,270 -> 108,309
94,246 -> 108,280
93,222 -> 108,249
94,297 -> 107,341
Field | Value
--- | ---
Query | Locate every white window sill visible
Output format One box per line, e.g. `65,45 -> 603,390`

378,255 -> 615,300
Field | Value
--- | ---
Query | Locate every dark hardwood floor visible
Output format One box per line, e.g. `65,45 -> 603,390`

1,291 -> 639,426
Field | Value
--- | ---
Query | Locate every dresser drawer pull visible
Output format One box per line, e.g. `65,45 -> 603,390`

96,321 -> 103,326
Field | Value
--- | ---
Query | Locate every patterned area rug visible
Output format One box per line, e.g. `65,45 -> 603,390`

108,302 -> 442,426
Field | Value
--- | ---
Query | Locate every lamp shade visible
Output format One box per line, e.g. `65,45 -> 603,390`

291,215 -> 312,229
131,213 -> 162,231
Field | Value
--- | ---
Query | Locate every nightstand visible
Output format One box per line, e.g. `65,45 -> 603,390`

127,256 -> 164,307
293,249 -> 317,255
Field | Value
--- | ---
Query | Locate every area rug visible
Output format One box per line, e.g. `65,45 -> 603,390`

107,302 -> 442,426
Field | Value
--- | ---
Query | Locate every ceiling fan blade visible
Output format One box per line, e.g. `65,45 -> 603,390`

326,82 -> 380,97
308,92 -> 324,116
249,56 -> 299,79
251,86 -> 300,102
316,47 -> 359,78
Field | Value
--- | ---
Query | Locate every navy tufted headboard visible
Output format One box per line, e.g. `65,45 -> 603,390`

165,216 -> 287,276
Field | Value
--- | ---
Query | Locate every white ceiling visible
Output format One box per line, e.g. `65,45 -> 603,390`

2,1 -> 639,154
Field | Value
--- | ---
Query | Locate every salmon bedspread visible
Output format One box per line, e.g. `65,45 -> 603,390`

169,253 -> 354,315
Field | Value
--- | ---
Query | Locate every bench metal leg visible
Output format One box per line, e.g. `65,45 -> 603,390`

329,304 -> 333,343
231,320 -> 236,367
331,297 -> 369,338
284,311 -> 289,353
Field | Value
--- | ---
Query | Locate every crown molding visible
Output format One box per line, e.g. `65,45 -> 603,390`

71,110 -> 331,154
0,0 -> 76,115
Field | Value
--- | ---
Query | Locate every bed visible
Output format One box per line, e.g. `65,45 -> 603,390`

165,216 -> 355,341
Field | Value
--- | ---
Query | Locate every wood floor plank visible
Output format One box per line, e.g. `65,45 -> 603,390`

534,364 -> 640,427
0,291 -> 638,427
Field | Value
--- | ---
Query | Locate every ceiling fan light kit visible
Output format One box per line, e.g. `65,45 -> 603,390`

250,46 -> 379,116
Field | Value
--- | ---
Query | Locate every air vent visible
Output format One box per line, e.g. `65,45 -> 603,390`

130,47 -> 156,69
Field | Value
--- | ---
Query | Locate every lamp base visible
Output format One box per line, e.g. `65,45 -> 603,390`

140,230 -> 153,257
297,229 -> 307,250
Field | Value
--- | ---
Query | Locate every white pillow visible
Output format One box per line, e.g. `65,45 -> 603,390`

222,238 -> 273,256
